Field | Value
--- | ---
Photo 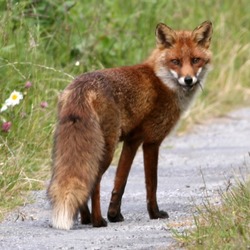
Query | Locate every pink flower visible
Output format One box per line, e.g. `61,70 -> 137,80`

2,121 -> 12,132
40,101 -> 48,108
25,81 -> 32,88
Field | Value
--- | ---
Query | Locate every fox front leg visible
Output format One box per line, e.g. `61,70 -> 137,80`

143,143 -> 169,219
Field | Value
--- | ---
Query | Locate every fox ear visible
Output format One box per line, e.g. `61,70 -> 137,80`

155,23 -> 177,48
192,21 -> 213,48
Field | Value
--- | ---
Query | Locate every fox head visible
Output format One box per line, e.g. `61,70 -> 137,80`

152,21 -> 213,92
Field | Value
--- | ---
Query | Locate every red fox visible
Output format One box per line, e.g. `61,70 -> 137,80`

47,21 -> 213,230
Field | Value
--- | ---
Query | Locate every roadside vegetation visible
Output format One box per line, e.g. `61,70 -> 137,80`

174,179 -> 250,249
0,1 -> 249,245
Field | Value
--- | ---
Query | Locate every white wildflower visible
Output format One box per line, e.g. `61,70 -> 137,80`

5,90 -> 23,107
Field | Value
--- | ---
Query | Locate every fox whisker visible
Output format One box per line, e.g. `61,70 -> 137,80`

198,82 -> 204,92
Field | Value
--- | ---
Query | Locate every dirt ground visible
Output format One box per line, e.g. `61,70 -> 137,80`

0,108 -> 249,250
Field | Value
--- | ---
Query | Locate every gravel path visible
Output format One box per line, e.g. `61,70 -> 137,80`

0,108 -> 250,250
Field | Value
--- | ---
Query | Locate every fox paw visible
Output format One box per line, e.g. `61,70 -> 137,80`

92,217 -> 107,227
150,210 -> 169,219
108,211 -> 124,223
81,215 -> 91,224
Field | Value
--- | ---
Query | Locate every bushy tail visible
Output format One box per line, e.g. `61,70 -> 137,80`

47,92 -> 104,230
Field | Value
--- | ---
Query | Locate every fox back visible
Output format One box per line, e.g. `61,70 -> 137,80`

48,21 -> 213,230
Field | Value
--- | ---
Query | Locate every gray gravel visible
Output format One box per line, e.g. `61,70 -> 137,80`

0,108 -> 250,250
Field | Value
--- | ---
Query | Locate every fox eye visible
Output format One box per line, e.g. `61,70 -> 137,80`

192,58 -> 200,64
171,59 -> 181,66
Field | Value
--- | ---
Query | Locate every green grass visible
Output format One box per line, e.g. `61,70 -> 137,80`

0,0 -> 249,220
174,180 -> 250,249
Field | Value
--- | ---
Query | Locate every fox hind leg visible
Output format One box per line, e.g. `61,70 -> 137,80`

91,180 -> 108,227
79,203 -> 91,224
91,136 -> 119,227
78,137 -> 118,227
108,138 -> 142,222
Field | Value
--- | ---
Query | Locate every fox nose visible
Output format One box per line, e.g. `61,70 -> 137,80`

184,76 -> 193,85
